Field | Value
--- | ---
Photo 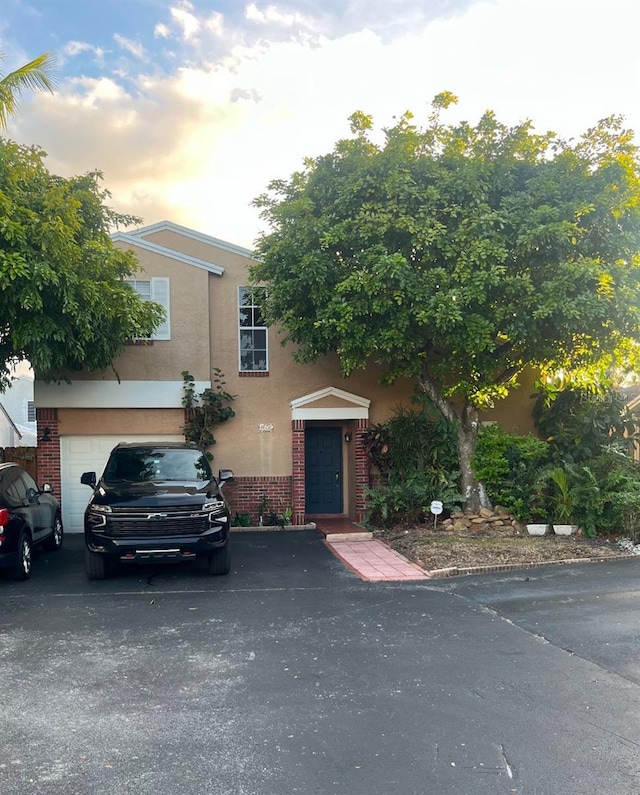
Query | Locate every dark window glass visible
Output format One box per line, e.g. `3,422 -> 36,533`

103,449 -> 213,483
16,471 -> 38,499
3,468 -> 33,506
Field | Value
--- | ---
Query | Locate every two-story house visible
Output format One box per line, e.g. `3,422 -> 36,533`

34,221 -> 537,532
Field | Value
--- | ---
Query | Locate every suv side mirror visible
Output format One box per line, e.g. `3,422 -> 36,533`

81,471 -> 97,488
218,469 -> 234,483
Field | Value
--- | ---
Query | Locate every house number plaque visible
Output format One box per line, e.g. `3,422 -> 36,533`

258,423 -> 275,432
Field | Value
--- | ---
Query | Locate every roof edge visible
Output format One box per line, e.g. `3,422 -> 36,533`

111,232 -> 225,276
129,221 -> 256,259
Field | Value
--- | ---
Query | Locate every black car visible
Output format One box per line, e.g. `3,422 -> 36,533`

81,442 -> 233,580
0,462 -> 64,580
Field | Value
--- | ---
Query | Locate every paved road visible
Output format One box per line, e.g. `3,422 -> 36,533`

2,531 -> 640,794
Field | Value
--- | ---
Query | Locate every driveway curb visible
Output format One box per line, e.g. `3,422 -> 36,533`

427,552 -> 634,578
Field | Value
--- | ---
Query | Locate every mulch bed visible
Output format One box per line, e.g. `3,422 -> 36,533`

373,509 -> 632,572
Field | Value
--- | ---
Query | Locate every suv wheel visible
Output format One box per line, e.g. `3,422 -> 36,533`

207,542 -> 231,575
10,531 -> 32,581
45,515 -> 64,551
85,548 -> 112,580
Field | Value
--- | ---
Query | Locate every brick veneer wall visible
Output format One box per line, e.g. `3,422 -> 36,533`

354,418 -> 369,523
291,420 -> 305,524
225,475 -> 294,525
36,408 -> 61,495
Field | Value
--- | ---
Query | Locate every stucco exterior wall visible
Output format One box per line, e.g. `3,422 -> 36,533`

141,229 -> 252,271
68,241 -> 212,384
480,367 -> 538,435
57,408 -> 184,436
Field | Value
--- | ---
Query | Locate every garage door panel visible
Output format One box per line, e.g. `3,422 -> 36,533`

61,435 -> 182,532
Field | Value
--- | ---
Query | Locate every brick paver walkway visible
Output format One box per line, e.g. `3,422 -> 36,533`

237,518 -> 429,581
324,537 -> 430,582
313,517 -> 429,582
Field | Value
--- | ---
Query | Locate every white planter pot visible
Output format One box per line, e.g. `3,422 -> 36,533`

526,523 -> 551,536
553,524 -> 578,536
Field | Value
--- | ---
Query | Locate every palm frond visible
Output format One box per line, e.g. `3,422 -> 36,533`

0,51 -> 57,129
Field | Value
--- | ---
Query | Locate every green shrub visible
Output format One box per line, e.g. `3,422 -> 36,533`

363,398 -> 462,527
571,449 -> 640,536
364,472 -> 464,529
363,400 -> 458,482
473,425 -> 550,521
532,379 -> 638,463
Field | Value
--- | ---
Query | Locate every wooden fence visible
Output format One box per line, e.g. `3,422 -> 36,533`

0,446 -> 38,479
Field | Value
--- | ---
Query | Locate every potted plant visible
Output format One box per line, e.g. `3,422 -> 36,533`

524,514 -> 552,536
515,503 -> 551,535
546,466 -> 578,535
519,470 -> 552,535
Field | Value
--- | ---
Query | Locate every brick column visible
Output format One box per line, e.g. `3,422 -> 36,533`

292,419 -> 305,524
354,417 -> 369,523
36,408 -> 61,495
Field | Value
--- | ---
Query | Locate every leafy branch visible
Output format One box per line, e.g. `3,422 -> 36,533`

181,369 -> 236,457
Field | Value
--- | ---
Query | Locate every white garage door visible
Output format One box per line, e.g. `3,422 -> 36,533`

60,435 -> 183,533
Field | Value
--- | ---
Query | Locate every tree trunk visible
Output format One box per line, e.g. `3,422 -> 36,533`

457,406 -> 489,513
419,372 -> 490,513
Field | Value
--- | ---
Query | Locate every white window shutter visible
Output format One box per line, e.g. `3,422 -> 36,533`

151,278 -> 171,340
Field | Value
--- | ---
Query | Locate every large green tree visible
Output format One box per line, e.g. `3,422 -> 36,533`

0,52 -> 56,130
251,94 -> 640,511
0,138 -> 164,389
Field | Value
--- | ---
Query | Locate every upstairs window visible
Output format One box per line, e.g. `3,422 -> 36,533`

239,287 -> 268,372
126,278 -> 171,340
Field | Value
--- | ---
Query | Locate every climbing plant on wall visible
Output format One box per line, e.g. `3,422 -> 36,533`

181,369 -> 236,457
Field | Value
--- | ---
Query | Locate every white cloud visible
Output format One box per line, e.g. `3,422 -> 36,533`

7,0 -> 640,250
114,34 -> 145,59
63,40 -> 106,66
170,0 -> 201,41
154,23 -> 170,38
245,3 -> 311,28
63,40 -> 93,56
203,11 -> 225,36
230,87 -> 262,103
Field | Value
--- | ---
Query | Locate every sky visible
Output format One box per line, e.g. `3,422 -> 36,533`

2,0 -> 640,249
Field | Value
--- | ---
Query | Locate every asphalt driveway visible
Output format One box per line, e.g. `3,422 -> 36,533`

2,531 -> 640,794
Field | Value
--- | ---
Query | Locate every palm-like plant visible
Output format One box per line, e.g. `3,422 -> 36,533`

0,52 -> 56,130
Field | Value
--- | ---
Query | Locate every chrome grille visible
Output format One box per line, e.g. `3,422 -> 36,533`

104,508 -> 212,538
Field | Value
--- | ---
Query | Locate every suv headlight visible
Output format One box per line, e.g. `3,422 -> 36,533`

203,498 -> 226,513
88,503 -> 112,529
90,504 -> 113,514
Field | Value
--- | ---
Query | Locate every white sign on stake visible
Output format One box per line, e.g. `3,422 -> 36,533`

430,500 -> 444,530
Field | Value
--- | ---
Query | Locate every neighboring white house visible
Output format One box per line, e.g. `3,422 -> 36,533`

0,362 -> 36,447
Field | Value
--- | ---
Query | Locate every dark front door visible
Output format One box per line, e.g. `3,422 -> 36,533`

305,427 -> 343,514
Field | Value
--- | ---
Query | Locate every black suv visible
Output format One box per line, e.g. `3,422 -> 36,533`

81,442 -> 233,580
0,462 -> 63,580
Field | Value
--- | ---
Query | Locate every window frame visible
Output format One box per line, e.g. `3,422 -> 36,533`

238,286 -> 268,373
125,277 -> 171,340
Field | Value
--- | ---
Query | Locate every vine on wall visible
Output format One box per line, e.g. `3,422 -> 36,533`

181,369 -> 236,457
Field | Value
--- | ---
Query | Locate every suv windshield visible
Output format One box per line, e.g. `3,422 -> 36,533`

103,448 -> 213,483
